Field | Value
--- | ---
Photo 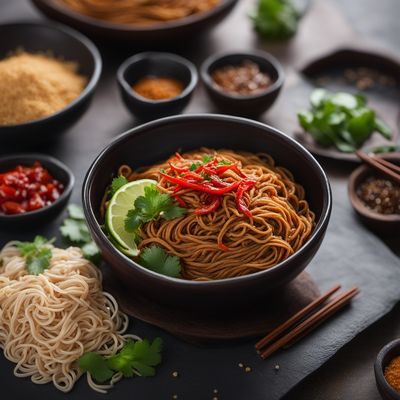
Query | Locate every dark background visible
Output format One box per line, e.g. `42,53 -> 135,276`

1,0 -> 400,399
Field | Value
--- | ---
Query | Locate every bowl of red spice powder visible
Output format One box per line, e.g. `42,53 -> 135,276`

117,52 -> 198,121
348,153 -> 400,236
375,338 -> 400,400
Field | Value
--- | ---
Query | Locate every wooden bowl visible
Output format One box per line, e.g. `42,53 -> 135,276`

348,153 -> 400,236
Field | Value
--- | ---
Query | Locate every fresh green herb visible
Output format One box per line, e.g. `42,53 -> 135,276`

60,204 -> 100,263
251,0 -> 299,40
189,161 -> 202,171
217,159 -> 232,166
367,144 -> 400,155
79,338 -> 163,383
202,154 -> 214,164
201,173 -> 211,180
139,245 -> 181,278
16,236 -> 54,275
298,89 -> 392,152
124,185 -> 186,233
110,176 -> 129,197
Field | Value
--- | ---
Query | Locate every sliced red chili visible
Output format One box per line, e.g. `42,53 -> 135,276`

195,196 -> 220,215
218,242 -> 229,251
236,180 -> 257,218
173,195 -> 186,207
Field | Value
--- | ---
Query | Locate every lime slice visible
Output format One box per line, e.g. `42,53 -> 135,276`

105,179 -> 157,256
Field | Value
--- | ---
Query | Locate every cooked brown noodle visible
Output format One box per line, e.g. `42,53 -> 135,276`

106,149 -> 315,281
59,0 -> 221,26
0,243 -> 140,393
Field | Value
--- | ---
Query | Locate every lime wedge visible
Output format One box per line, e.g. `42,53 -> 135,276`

105,179 -> 157,256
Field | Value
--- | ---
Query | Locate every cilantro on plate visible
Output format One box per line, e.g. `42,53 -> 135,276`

298,88 -> 392,152
79,338 -> 163,383
16,236 -> 54,275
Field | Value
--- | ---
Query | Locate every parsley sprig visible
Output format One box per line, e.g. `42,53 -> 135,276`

79,338 -> 163,383
139,245 -> 181,278
16,236 -> 54,275
60,204 -> 100,262
124,185 -> 186,233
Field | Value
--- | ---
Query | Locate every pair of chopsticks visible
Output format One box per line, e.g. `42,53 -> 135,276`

355,150 -> 400,185
255,285 -> 359,359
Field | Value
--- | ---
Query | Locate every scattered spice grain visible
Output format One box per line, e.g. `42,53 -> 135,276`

132,76 -> 184,100
172,371 -> 179,378
244,366 -> 252,373
385,356 -> 400,392
0,51 -> 86,125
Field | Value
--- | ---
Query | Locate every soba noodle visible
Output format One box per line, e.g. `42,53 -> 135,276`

0,243 -> 139,393
110,148 -> 315,281
59,0 -> 221,26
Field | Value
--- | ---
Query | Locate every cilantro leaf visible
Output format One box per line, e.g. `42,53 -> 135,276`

217,159 -> 232,166
16,236 -> 53,275
139,245 -> 181,278
202,154 -> 214,163
124,185 -> 186,234
189,161 -> 201,171
60,204 -> 100,263
110,176 -> 129,197
79,352 -> 114,383
67,203 -> 85,220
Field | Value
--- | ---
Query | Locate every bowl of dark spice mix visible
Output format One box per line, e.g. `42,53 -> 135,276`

348,153 -> 400,236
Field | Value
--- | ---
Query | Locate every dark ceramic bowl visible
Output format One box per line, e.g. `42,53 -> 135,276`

200,51 -> 285,117
0,154 -> 74,229
31,0 -> 238,46
0,22 -> 102,145
83,114 -> 331,310
348,153 -> 400,236
375,339 -> 400,400
117,52 -> 198,121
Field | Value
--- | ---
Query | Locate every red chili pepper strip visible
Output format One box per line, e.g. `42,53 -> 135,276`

195,196 -> 220,215
168,162 -> 188,174
218,242 -> 229,251
236,180 -> 257,218
173,195 -> 186,207
209,176 -> 231,188
174,153 -> 184,161
182,171 -> 204,181
160,172 -> 240,195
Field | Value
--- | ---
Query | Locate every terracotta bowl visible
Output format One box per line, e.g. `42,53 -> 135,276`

348,153 -> 400,236
375,339 -> 400,400
82,114 -> 332,310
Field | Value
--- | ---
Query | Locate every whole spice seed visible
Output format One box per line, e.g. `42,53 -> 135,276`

132,76 -> 184,100
357,176 -> 400,215
211,60 -> 272,96
385,356 -> 400,392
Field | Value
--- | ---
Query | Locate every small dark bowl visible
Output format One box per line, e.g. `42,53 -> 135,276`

348,153 -> 400,236
0,154 -> 74,228
0,22 -> 102,145
117,52 -> 198,121
375,339 -> 400,399
83,114 -> 331,310
200,50 -> 285,117
31,0 -> 238,46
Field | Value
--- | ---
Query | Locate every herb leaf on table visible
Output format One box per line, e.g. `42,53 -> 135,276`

298,89 -> 392,152
139,245 -> 181,278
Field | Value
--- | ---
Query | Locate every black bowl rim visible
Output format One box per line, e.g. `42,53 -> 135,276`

83,114 -> 332,287
117,52 -> 198,105
375,338 -> 400,399
200,50 -> 285,100
348,153 -> 400,223
0,20 -> 102,129
32,0 -> 239,33
0,153 -> 75,221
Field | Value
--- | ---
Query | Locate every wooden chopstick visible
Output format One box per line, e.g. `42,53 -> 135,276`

258,287 -> 359,360
355,150 -> 400,184
255,284 -> 341,351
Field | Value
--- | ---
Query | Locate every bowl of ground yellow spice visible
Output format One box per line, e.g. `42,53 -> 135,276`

375,338 -> 400,399
0,22 -> 101,144
117,52 -> 198,121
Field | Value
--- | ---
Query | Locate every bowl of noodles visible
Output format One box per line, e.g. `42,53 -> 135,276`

31,0 -> 239,45
83,114 -> 331,309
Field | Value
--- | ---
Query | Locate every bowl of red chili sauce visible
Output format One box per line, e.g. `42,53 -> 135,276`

0,154 -> 74,227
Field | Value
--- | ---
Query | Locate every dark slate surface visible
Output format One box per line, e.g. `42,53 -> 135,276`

1,1 -> 400,400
